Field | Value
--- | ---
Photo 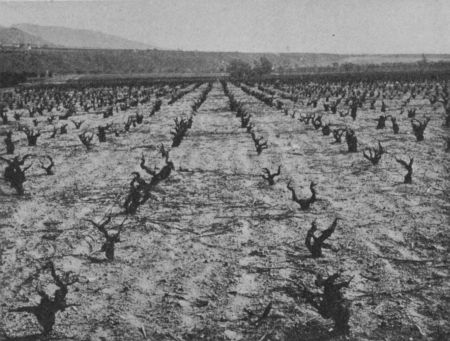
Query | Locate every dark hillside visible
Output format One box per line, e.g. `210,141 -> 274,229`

2,47 -> 450,76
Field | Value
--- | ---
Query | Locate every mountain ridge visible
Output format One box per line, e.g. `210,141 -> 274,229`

0,26 -> 56,47
1,23 -> 156,50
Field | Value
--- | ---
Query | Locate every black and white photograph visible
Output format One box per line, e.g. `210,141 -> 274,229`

0,0 -> 449,340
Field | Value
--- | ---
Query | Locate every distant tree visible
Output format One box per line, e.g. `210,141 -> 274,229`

227,57 -> 272,80
253,56 -> 273,77
341,63 -> 355,72
227,59 -> 253,80
419,54 -> 427,65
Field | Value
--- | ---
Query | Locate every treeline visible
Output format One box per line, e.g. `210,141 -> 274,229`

278,60 -> 450,74
0,72 -> 40,87
266,69 -> 450,83
227,56 -> 450,82
227,56 -> 273,80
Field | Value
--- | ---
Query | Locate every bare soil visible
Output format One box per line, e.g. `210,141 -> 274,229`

0,82 -> 449,341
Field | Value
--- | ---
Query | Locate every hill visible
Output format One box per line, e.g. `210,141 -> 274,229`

13,24 -> 155,50
0,26 -> 55,47
2,47 -> 450,77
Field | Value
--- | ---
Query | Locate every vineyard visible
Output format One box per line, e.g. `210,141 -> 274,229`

0,76 -> 449,341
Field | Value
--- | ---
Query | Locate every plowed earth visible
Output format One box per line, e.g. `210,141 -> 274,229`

1,82 -> 449,341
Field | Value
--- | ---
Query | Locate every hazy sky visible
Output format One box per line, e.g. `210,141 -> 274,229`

0,0 -> 449,54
